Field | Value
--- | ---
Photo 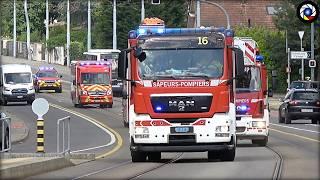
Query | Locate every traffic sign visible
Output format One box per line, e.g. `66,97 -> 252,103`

290,51 -> 311,59
32,98 -> 49,119
309,59 -> 316,68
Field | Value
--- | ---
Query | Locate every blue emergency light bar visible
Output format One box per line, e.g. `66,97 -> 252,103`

79,61 -> 111,66
256,55 -> 264,62
129,26 -> 234,39
39,66 -> 55,71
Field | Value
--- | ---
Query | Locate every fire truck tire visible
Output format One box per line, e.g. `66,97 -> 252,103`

278,111 -> 284,123
311,119 -> 318,124
252,137 -> 268,146
208,151 -> 220,161
35,87 -> 40,93
220,147 -> 235,161
27,98 -> 35,105
107,104 -> 113,108
131,151 -> 147,162
123,120 -> 129,128
148,152 -> 161,162
56,88 -> 62,93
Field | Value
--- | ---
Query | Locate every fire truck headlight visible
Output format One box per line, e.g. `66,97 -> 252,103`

81,90 -> 88,95
106,89 -> 112,95
252,121 -> 266,128
216,125 -> 229,133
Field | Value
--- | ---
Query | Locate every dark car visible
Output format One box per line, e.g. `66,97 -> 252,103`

0,112 -> 10,151
279,89 -> 320,124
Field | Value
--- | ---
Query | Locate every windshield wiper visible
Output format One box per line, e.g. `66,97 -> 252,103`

143,75 -> 178,81
177,75 -> 210,81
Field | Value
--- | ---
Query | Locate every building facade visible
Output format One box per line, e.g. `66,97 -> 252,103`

188,0 -> 282,28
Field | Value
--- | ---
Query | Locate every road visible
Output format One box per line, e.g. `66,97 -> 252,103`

2,57 -> 319,179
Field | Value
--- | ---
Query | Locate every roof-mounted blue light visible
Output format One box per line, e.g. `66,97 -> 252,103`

256,55 -> 264,62
39,66 -> 55,71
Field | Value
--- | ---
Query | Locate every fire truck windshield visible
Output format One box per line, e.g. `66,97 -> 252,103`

81,73 -> 110,85
236,66 -> 261,92
37,71 -> 58,78
139,49 -> 223,80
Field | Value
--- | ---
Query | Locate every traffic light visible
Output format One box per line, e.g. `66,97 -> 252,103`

151,0 -> 160,5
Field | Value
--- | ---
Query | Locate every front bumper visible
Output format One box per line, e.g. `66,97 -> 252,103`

236,116 -> 268,140
4,94 -> 35,102
288,106 -> 320,120
38,82 -> 61,90
79,95 -> 113,105
131,136 -> 235,152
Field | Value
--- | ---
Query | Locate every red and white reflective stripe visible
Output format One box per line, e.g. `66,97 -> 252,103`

245,42 -> 255,63
193,119 -> 206,126
135,120 -> 171,127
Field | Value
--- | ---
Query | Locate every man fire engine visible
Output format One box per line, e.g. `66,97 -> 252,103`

118,18 -> 245,162
70,61 -> 113,108
234,37 -> 270,146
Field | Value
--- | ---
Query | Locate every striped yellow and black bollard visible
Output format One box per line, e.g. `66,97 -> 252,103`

36,118 -> 45,153
31,98 -> 49,153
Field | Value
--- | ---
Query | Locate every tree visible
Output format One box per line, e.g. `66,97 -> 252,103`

273,0 -> 320,82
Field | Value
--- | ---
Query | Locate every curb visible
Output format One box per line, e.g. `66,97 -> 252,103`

0,157 -> 74,179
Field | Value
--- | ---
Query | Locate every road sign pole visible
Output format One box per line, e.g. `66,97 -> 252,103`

298,31 -> 304,80
311,67 -> 314,81
32,98 -> 49,153
311,22 -> 315,81
287,48 -> 290,88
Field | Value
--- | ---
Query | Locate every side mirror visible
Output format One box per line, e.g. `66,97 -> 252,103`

32,74 -> 37,79
134,47 -> 146,62
59,75 -> 63,78
268,88 -> 273,97
118,51 -> 128,80
122,89 -> 128,99
234,48 -> 245,77
279,98 -> 284,102
72,80 -> 76,85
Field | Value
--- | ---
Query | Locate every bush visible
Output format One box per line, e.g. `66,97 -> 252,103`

70,41 -> 85,61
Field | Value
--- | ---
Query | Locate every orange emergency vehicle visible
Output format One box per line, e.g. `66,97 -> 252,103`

118,18 -> 245,162
234,37 -> 270,146
70,61 -> 113,108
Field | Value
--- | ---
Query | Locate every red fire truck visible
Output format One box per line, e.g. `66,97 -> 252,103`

118,18 -> 245,162
234,37 -> 270,146
70,61 -> 113,108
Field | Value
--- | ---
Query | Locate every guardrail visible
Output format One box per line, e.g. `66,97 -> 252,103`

1,116 -> 11,152
57,116 -> 70,155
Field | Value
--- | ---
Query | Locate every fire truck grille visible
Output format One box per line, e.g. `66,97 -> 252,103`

88,91 -> 106,95
45,80 -> 56,83
12,88 -> 28,94
151,95 -> 212,113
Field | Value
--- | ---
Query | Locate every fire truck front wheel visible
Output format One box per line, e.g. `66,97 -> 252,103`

131,150 -> 147,162
220,146 -> 236,161
148,152 -> 161,162
55,87 -> 62,93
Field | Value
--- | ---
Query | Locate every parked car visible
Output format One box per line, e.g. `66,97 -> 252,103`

279,89 -> 320,124
33,66 -> 63,93
287,81 -> 319,91
0,112 -> 10,151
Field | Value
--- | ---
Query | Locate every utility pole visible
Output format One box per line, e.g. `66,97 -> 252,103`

286,30 -> 290,89
45,0 -> 49,63
310,22 -> 315,81
113,0 -> 117,49
13,0 -> 16,58
196,0 -> 200,27
24,0 -> 31,61
67,0 -> 70,66
141,0 -> 145,22
87,0 -> 91,51
298,31 -> 304,80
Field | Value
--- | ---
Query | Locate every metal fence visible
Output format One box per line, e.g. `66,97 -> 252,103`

1,116 -> 11,152
57,116 -> 71,155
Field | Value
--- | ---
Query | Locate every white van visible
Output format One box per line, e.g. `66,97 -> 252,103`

0,64 -> 35,105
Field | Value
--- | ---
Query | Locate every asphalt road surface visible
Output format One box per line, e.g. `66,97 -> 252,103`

2,58 -> 319,179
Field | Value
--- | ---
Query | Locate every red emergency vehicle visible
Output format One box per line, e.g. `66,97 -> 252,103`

34,66 -> 62,93
118,18 -> 245,162
70,61 -> 113,108
234,37 -> 270,146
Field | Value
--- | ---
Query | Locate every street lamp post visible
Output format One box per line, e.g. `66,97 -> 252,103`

298,31 -> 304,80
113,0 -> 117,49
141,0 -> 145,22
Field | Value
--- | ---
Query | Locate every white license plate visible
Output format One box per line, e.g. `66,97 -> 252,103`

17,96 -> 23,98
301,109 -> 313,112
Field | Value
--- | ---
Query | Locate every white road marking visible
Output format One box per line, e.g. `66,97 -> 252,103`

270,123 -> 320,134
50,103 -> 116,153
305,124 -> 320,127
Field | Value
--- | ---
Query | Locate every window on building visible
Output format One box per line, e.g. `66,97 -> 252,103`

266,6 -> 279,15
